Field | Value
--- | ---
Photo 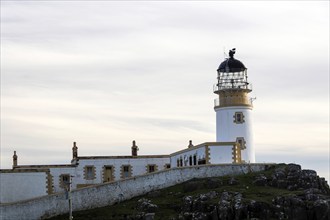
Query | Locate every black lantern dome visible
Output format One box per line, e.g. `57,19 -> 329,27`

217,48 -> 246,73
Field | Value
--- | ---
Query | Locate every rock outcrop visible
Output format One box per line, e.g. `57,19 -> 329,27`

172,164 -> 330,220
176,188 -> 329,220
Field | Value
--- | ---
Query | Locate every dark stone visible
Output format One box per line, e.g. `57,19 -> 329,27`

218,192 -> 234,220
272,168 -> 286,180
136,198 -> 158,213
247,200 -> 271,220
318,178 -> 330,194
308,198 -> 330,220
287,164 -> 301,173
181,212 -> 192,220
272,195 -> 309,220
217,192 -> 246,220
132,213 -> 145,220
233,193 -> 247,220
192,198 -> 208,213
145,213 -> 155,220
182,196 -> 193,212
191,212 -> 208,220
312,199 -> 330,220
301,169 -> 317,178
287,183 -> 299,191
304,188 -> 322,201
204,191 -> 218,200
209,207 -> 219,220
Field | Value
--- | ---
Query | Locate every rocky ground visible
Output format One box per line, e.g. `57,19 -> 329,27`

49,164 -> 330,220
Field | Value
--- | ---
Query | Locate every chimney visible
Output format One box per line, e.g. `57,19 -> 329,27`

131,140 -> 139,156
188,140 -> 194,148
13,151 -> 18,168
72,142 -> 78,159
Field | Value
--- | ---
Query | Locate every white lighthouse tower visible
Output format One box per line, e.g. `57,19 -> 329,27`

214,48 -> 255,163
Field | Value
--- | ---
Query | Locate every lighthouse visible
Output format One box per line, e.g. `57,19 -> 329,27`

214,48 -> 255,163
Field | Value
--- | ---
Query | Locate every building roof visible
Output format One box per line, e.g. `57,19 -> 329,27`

13,164 -> 76,169
77,155 -> 170,160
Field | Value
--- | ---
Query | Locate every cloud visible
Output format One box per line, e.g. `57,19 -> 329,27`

1,1 -> 328,183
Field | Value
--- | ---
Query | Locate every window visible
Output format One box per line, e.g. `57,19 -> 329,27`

237,113 -> 242,122
177,159 -> 180,167
62,175 -> 69,184
180,157 -> 183,167
147,164 -> 158,173
189,156 -> 192,166
165,164 -> 171,169
84,166 -> 96,180
193,155 -> 197,165
86,167 -> 93,179
148,165 -> 155,173
59,174 -> 70,188
236,137 -> 246,150
234,112 -> 245,124
121,165 -> 132,179
123,166 -> 129,176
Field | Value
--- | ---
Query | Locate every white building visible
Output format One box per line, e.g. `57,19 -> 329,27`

0,49 -> 256,203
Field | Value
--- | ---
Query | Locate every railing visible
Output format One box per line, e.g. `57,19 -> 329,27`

213,83 -> 253,93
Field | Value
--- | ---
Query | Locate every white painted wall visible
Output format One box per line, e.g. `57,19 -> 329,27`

0,172 -> 48,204
8,157 -> 170,197
215,106 -> 255,163
75,157 -> 170,185
0,164 -> 271,220
208,145 -> 233,164
49,167 -> 76,193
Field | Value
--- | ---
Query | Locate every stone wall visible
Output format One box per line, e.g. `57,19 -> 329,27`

0,163 -> 272,220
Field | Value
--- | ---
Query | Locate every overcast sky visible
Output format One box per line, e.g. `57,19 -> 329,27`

1,1 -> 329,181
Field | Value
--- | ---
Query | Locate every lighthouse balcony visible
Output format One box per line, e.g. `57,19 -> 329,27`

214,96 -> 253,108
213,83 -> 252,94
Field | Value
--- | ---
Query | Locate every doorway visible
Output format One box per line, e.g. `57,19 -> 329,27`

103,166 -> 114,182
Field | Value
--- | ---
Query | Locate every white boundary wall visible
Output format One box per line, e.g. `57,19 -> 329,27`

0,164 -> 273,220
0,172 -> 48,204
